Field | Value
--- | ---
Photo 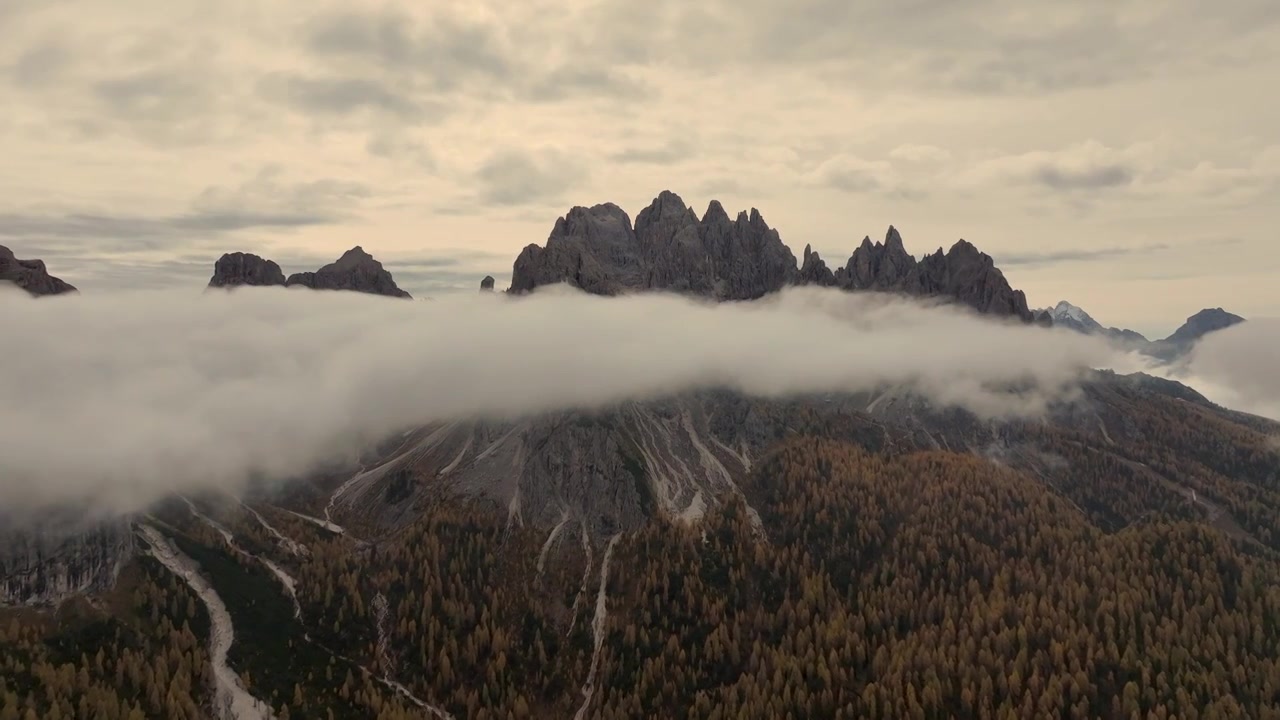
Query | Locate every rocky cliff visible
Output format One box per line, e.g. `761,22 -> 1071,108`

0,244 -> 78,296
208,252 -> 287,288
0,514 -> 134,606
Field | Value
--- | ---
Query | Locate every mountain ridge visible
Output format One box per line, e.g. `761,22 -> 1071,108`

1040,299 -> 1245,359
208,246 -> 412,298
510,191 -> 1044,322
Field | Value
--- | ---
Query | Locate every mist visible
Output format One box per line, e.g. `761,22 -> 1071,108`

3,284 -> 1123,515
1179,319 -> 1280,422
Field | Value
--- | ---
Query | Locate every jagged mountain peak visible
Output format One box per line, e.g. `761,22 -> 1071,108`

511,191 -> 796,300
1048,300 -> 1102,330
509,192 -> 1038,320
884,225 -> 906,252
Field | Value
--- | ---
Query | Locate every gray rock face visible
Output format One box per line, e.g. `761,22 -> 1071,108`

0,514 -> 134,606
285,246 -> 412,299
326,391 -> 915,540
208,252 -> 287,288
509,198 -> 1037,320
321,363 -> 1278,547
0,244 -> 77,296
510,191 -> 798,300
825,228 -> 1036,321
480,275 -> 495,292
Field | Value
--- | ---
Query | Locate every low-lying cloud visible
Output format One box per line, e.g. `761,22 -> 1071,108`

2,285 -> 1124,516
1179,319 -> 1280,421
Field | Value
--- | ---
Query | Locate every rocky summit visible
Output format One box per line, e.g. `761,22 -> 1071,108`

0,244 -> 77,296
810,228 -> 1039,321
511,192 -> 1040,321
1145,307 -> 1247,361
1164,307 -> 1245,346
510,191 -> 798,300
286,246 -> 412,299
208,251 -> 287,288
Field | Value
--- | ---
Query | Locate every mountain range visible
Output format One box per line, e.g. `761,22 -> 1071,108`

1039,300 -> 1246,360
2,194 -> 1278,718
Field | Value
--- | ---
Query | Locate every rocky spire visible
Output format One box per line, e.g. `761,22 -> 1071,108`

840,227 -> 921,292
0,244 -> 77,296
797,244 -> 836,286
917,238 -> 1034,321
480,275 -> 495,292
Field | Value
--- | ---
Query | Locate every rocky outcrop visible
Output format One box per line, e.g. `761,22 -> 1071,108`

286,246 -> 411,298
834,229 -> 920,292
821,228 -> 1036,321
480,275 -> 495,292
208,252 -> 287,288
797,244 -> 835,286
1,514 -> 134,606
510,191 -> 797,300
0,244 -> 77,296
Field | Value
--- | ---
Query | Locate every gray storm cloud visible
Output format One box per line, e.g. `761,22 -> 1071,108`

1179,319 -> 1280,422
1,285 -> 1122,515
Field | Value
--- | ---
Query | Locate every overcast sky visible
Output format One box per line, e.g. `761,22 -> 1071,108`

2,0 -> 1277,338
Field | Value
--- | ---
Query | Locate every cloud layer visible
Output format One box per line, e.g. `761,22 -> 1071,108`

0,285 -> 1118,516
1179,319 -> 1280,421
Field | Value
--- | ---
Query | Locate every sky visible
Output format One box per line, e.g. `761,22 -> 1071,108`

1,0 -> 1278,338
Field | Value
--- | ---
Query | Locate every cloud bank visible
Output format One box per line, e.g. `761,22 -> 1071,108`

1179,319 -> 1280,421
2,285 -> 1126,516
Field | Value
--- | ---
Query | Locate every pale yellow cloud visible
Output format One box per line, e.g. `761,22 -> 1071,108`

0,0 -> 1275,333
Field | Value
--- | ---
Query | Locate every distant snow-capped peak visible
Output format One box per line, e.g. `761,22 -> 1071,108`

1051,301 -> 1096,326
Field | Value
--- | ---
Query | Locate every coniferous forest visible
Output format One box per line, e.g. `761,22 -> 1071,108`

4,404 -> 1280,719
